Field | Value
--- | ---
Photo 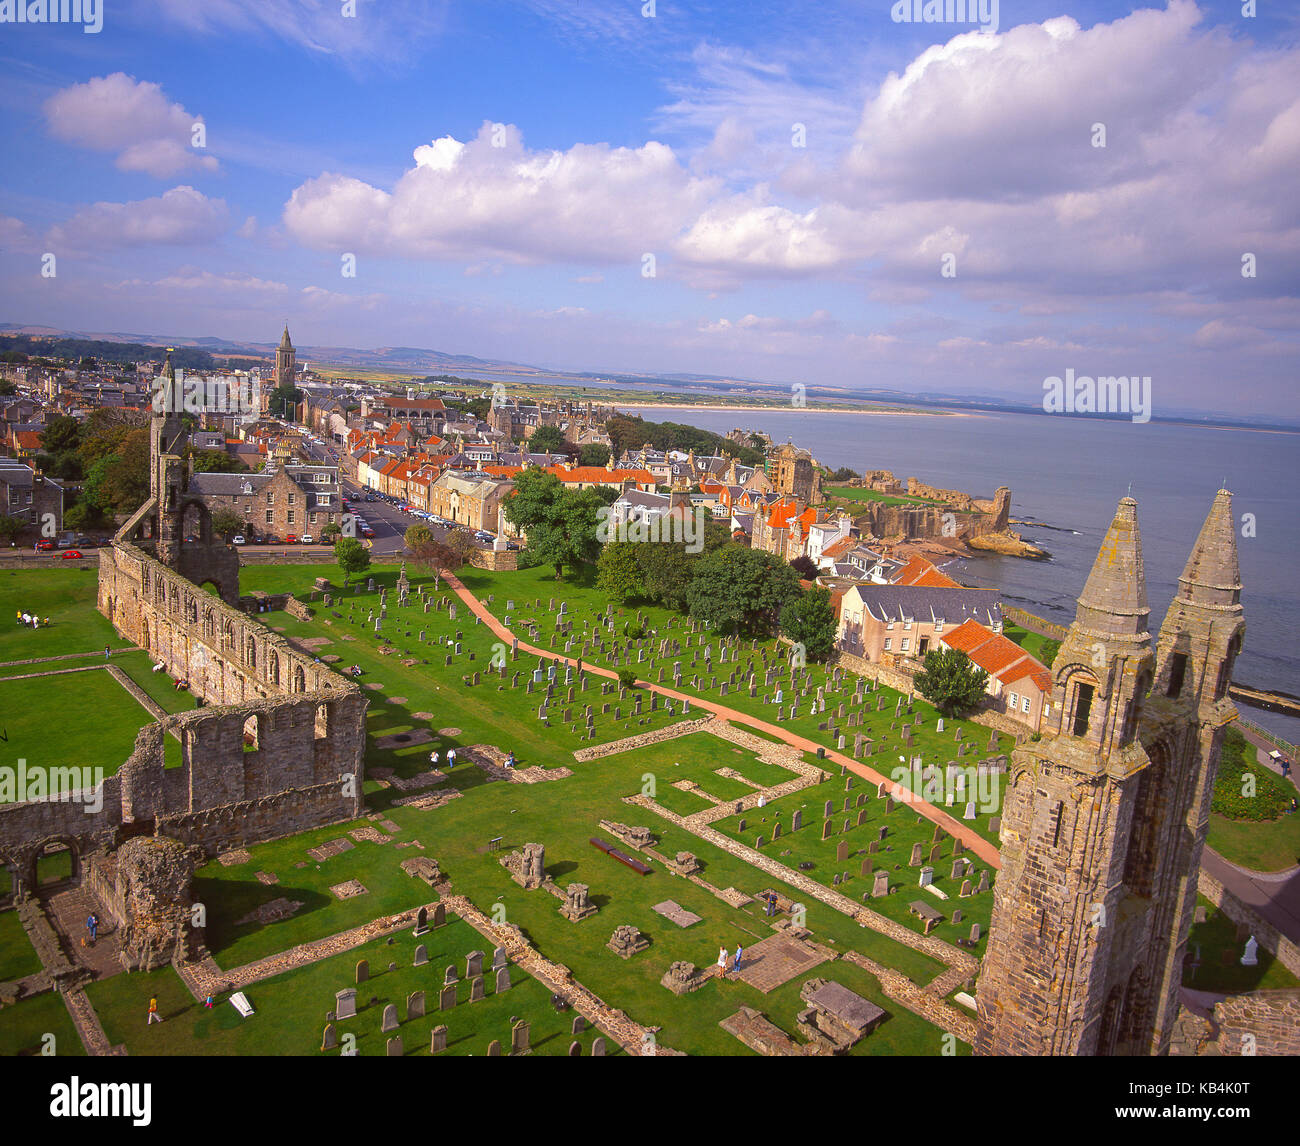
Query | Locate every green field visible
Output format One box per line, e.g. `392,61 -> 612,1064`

1182,896 -> 1300,994
0,990 -> 85,1057
0,669 -> 169,801
824,485 -> 947,508
5,562 -> 979,1055
0,909 -> 41,981
0,566 -> 130,661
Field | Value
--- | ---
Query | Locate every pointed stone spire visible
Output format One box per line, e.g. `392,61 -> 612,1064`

280,323 -> 292,349
1174,489 -> 1240,610
1073,496 -> 1149,640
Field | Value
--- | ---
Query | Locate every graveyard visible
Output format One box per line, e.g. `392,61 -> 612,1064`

0,559 -> 1021,1055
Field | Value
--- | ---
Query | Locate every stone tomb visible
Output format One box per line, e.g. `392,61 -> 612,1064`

796,978 -> 887,1052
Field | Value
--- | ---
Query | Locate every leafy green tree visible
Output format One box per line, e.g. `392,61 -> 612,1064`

596,541 -> 643,603
914,647 -> 990,717
577,442 -> 611,468
187,447 -> 245,473
503,468 -> 606,580
617,668 -> 638,690
686,544 -> 801,636
39,416 -> 82,456
211,507 -> 244,538
267,383 -> 302,420
0,380 -> 15,396
63,501 -> 103,532
0,514 -> 23,543
528,424 -> 567,454
780,586 -> 837,662
321,522 -> 342,542
334,537 -> 371,586
830,466 -> 859,482
790,554 -> 818,580
404,523 -> 434,552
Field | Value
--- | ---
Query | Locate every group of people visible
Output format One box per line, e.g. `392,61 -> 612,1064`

718,944 -> 744,975
428,748 -> 459,769
16,611 -> 49,628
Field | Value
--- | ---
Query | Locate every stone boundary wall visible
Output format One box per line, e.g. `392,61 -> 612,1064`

833,649 -> 918,695
1197,865 -> 1300,978
572,717 -> 715,762
1210,989 -> 1300,1056
1003,607 -> 1068,642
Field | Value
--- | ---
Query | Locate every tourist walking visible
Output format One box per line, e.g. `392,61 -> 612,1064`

429,750 -> 440,768
732,944 -> 743,972
505,751 -> 516,770
717,946 -> 728,977
147,998 -> 162,1024
86,914 -> 97,942
446,748 -> 457,769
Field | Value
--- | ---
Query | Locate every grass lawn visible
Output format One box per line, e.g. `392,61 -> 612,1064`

0,990 -> 85,1056
0,908 -> 42,981
0,566 -> 130,661
87,918 -> 618,1056
0,669 -> 168,802
1002,622 -> 1060,666
1206,811 -> 1300,873
823,486 -> 946,508
7,563 -> 965,1054
1181,896 -> 1300,993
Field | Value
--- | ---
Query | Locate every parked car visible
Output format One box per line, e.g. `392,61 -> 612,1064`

301,534 -> 314,544
60,549 -> 84,560
360,526 -> 375,539
35,539 -> 54,551
232,534 -> 246,545
285,534 -> 299,544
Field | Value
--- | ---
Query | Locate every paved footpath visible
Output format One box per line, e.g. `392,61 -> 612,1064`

441,572 -> 1001,869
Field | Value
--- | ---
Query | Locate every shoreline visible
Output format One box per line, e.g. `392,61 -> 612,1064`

613,402 -> 974,417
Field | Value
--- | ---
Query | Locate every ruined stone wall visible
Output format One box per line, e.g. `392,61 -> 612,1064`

98,540 -> 340,707
1198,865 -> 1300,979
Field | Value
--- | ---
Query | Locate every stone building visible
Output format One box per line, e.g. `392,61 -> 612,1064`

770,441 -> 822,505
0,351 -> 368,973
189,463 -> 341,541
427,470 -> 514,533
975,492 -> 1245,1056
274,324 -> 296,389
0,458 -> 63,541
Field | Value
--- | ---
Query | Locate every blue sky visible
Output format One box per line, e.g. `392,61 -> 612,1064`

0,0 -> 1297,417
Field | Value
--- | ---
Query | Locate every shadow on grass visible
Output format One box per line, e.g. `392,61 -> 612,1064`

196,878 -> 335,957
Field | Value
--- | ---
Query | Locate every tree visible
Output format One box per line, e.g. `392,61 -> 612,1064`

790,554 -> 818,580
596,541 -> 643,604
0,379 -> 15,396
63,501 -> 104,532
211,507 -> 244,538
404,523 -> 434,552
830,466 -> 860,482
503,468 -> 606,580
686,544 -> 801,636
267,383 -> 302,420
39,416 -> 82,456
187,447 -> 246,473
913,647 -> 990,717
577,442 -> 611,468
780,587 -> 837,663
617,668 -> 638,690
321,521 -> 342,542
334,537 -> 371,586
528,424 -> 567,454
0,514 -> 23,543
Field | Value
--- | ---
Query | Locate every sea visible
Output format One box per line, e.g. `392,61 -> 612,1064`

629,404 -> 1300,747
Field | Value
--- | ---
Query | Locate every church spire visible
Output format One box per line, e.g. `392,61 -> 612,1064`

1174,488 -> 1240,610
1072,496 -> 1149,641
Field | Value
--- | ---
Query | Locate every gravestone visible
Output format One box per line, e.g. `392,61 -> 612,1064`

466,950 -> 484,978
495,965 -> 512,993
572,1015 -> 585,1035
355,959 -> 369,984
430,1025 -> 448,1053
439,984 -> 456,1010
321,1023 -> 337,1051
386,1036 -> 403,1057
413,944 -> 428,967
836,841 -> 849,862
407,990 -> 425,1021
381,1004 -> 399,1032
592,1037 -> 606,1057
791,809 -> 802,832
335,988 -> 357,1020
511,1019 -> 531,1054
470,975 -> 486,1002
919,866 -> 934,888
872,870 -> 890,898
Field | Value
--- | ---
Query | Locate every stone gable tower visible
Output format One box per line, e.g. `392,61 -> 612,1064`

150,351 -> 188,567
975,493 -> 1244,1056
275,324 -> 296,389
